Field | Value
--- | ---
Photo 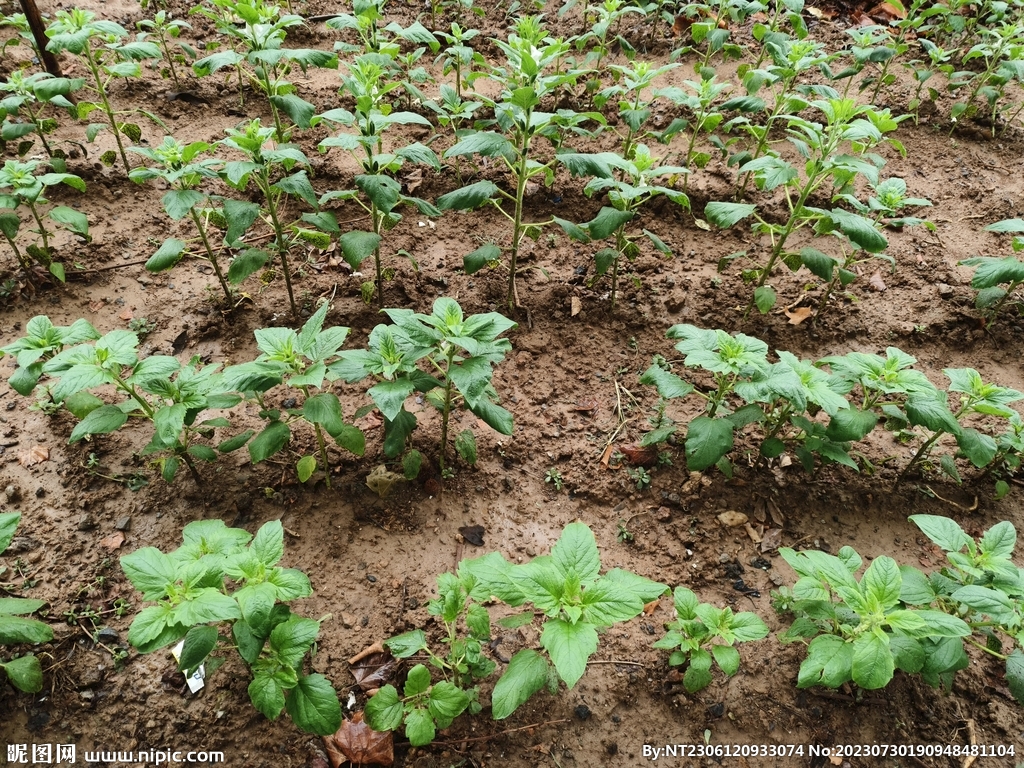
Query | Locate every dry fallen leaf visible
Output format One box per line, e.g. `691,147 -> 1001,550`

600,444 -> 619,469
571,296 -> 582,317
829,754 -> 844,766
18,445 -> 49,468
89,299 -> 106,312
324,712 -> 394,768
365,465 -> 401,498
642,598 -> 660,615
459,524 -> 486,546
785,306 -> 813,325
618,444 -> 658,467
852,9 -> 874,25
760,528 -> 784,553
349,652 -> 394,692
867,1 -> 906,20
119,309 -> 133,322
869,270 -> 887,292
99,531 -> 125,550
717,510 -> 748,527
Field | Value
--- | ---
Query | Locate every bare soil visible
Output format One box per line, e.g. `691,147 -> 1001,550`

2,0 -> 1024,766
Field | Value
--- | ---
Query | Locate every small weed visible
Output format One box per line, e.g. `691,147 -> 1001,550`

127,317 -> 157,338
616,520 -> 634,543
544,468 -> 564,491
627,466 -> 651,490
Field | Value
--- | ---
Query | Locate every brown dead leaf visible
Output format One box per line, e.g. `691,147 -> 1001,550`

642,598 -> 660,615
99,531 -> 125,550
672,14 -> 692,35
89,299 -> 106,312
119,309 -> 133,322
766,497 -> 786,526
852,9 -> 874,25
350,652 -> 395,692
573,398 -> 599,415
402,168 -> 423,195
867,1 -> 906,20
785,306 -> 813,325
570,296 -> 582,317
18,445 -> 48,468
717,510 -> 748,527
869,270 -> 887,292
600,444 -> 620,470
324,712 -> 394,768
530,744 -> 551,755
760,528 -> 784,553
618,444 -> 658,467
744,522 -> 762,544
829,754 -> 844,766
459,524 -> 486,546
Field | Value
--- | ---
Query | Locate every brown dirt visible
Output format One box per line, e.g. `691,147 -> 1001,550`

2,0 -> 1024,766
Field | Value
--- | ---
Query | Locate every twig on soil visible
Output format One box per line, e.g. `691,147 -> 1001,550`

283,527 -> 299,538
962,717 -> 978,768
348,642 -> 384,666
921,486 -> 979,513
75,259 -> 150,273
431,718 -> 570,746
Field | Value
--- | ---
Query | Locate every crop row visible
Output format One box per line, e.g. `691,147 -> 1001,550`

3,511 -> 1023,745
2,1 -> 1023,320
1,304 -> 1021,499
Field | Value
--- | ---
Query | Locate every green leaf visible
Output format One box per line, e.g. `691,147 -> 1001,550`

909,515 -> 971,553
2,654 -> 43,692
551,522 -> 601,584
427,680 -> 471,728
585,207 -> 634,240
69,405 -> 128,443
491,649 -> 549,719
956,428 -> 997,468
1006,649 -> 1024,705
979,521 -> 1016,558
861,556 -> 901,610
825,409 -> 877,442
580,577 -> 644,626
753,285 -> 776,313
284,674 -> 341,735
162,189 -> 203,221
269,94 -> 316,130
222,199 -> 262,246
252,520 -> 284,567
798,634 -> 852,688
49,206 -> 89,237
553,216 -> 590,243
602,569 -> 670,604
464,243 -> 501,274
120,546 -> 177,599
404,707 -> 435,747
249,674 -> 286,721
0,615 -> 54,644
851,632 -> 894,690
402,450 -> 422,479
339,230 -> 381,269
385,630 -> 428,659
685,416 -> 734,472
711,644 -> 741,676
905,393 -> 961,435
640,364 -> 693,400
0,597 -> 45,615
296,455 -> 316,482
540,618 -> 598,688
465,603 -> 490,641
950,585 -> 1015,622
593,248 -> 618,276
404,663 -> 432,697
444,131 -> 513,159
228,249 -> 271,283
800,247 -> 837,282
249,421 -> 291,463
178,625 -> 218,671
683,648 -> 713,692
829,209 -> 887,253
455,429 -> 477,464
364,685 -> 403,731
436,180 -> 498,211
705,201 -> 756,228
218,430 -> 254,453
960,256 -> 1024,289
146,238 -> 187,272
64,391 -> 105,420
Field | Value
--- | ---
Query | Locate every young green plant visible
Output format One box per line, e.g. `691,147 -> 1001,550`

120,519 -> 342,734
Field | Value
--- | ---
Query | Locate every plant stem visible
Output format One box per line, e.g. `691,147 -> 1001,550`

180,451 -> 202,483
301,385 -> 331,489
83,43 -> 130,172
26,201 -> 49,252
262,181 -> 297,316
2,232 -> 26,268
438,348 -> 456,472
189,208 -> 232,302
508,130 -> 531,310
